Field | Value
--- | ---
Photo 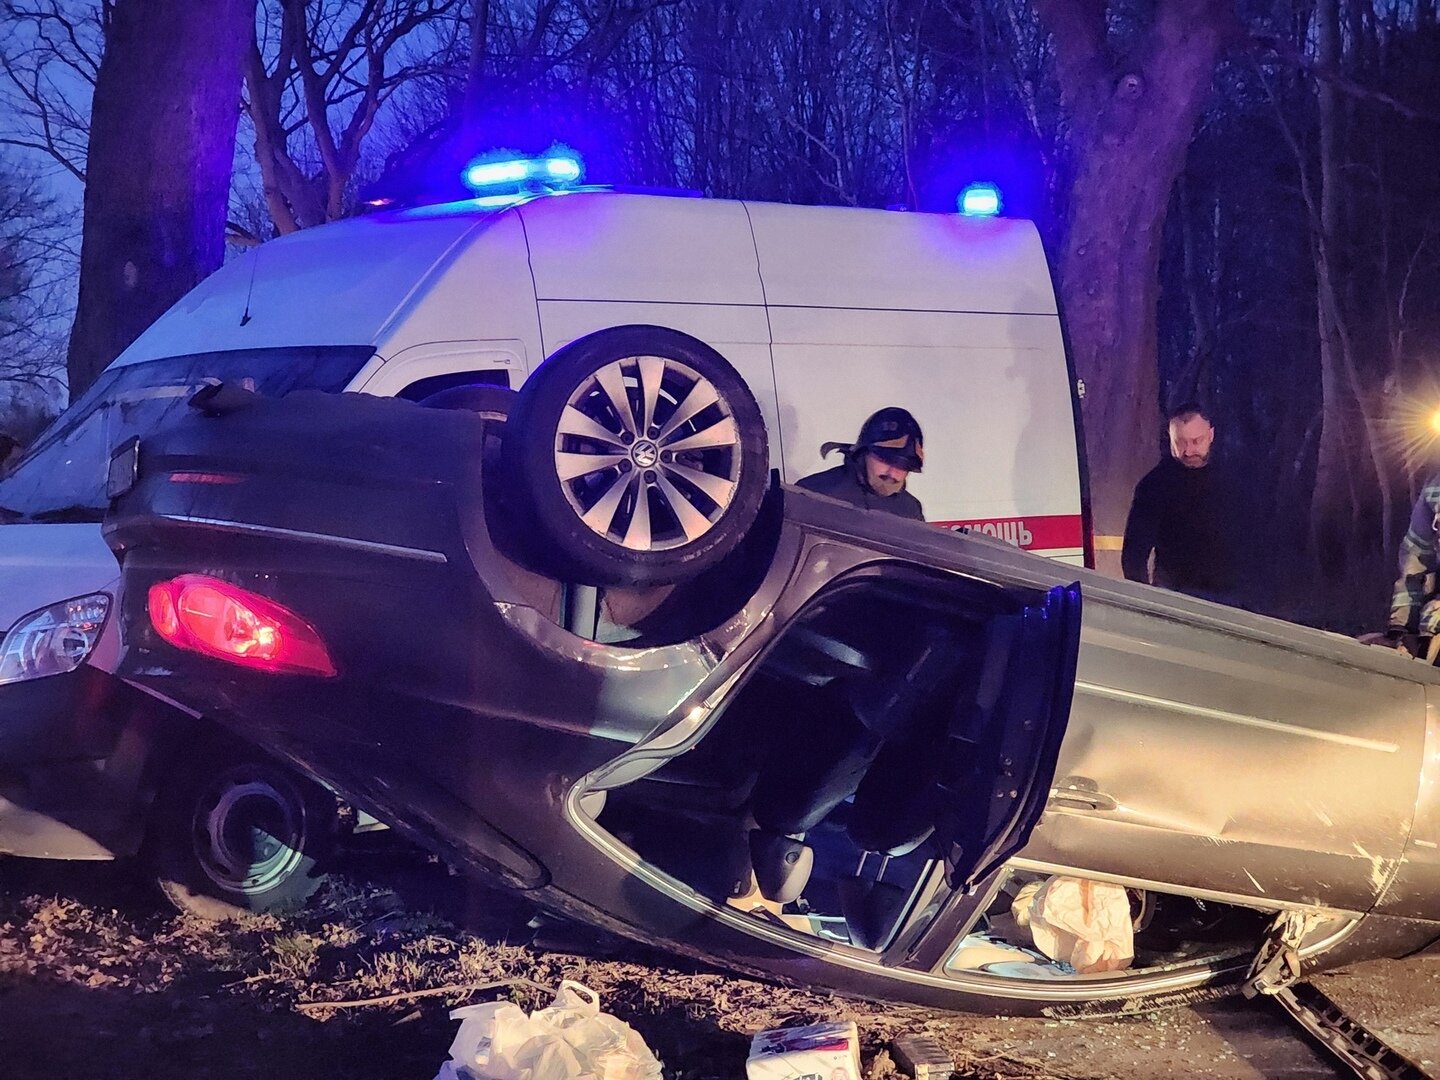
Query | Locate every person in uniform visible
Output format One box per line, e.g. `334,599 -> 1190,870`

795,407 -> 925,521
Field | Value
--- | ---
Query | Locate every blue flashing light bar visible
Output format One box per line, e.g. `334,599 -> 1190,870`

466,159 -> 529,187
543,156 -> 582,182
959,182 -> 1002,217
462,151 -> 584,194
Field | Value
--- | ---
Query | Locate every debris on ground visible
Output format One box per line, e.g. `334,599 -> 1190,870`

1,855 -> 1436,1079
435,979 -> 662,1080
747,1020 -> 861,1080
890,1033 -> 955,1079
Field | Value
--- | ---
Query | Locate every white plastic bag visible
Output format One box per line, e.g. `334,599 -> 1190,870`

1015,875 -> 1134,974
434,980 -> 664,1080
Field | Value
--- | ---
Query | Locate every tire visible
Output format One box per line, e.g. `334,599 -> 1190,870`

147,746 -> 337,920
419,384 -> 517,421
502,326 -> 769,587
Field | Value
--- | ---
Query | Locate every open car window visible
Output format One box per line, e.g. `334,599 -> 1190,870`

0,346 -> 373,522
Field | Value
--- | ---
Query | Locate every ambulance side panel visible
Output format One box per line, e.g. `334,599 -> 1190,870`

516,194 -> 781,467
364,211 -> 543,392
745,203 -> 1084,561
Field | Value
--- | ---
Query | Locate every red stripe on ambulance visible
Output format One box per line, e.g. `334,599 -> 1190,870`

933,514 -> 1085,551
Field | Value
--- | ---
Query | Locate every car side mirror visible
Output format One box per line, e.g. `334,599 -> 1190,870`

188,379 -> 260,417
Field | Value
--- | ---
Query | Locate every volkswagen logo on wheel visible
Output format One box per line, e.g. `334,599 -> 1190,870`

631,440 -> 659,469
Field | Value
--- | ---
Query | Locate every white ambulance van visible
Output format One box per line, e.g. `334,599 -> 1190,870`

0,185 -> 1087,917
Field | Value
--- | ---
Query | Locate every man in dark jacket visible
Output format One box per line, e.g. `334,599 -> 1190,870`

795,407 -> 925,521
1122,402 -> 1237,599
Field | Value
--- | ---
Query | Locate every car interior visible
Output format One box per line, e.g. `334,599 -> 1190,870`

593,570 -> 1038,945
588,568 -> 1276,977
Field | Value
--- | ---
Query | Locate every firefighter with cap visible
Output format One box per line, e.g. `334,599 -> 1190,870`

794,407 -> 925,520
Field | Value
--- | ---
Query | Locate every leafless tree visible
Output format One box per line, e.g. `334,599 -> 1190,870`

1028,0 -> 1238,569
243,0 -> 463,234
0,157 -> 71,402
0,0 -> 102,183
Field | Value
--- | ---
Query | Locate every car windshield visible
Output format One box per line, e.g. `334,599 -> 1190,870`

0,346 -> 374,522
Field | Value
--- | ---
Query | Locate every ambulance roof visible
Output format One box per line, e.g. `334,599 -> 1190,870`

112,200 -> 504,367
112,191 -> 1054,369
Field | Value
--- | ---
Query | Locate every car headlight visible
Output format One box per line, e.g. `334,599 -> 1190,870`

0,594 -> 111,686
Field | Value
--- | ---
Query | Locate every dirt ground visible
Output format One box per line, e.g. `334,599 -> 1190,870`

1,852 -> 1436,1080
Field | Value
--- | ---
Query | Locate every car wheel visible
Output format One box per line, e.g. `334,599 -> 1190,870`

418,383 -> 517,421
148,748 -> 337,920
503,325 -> 769,587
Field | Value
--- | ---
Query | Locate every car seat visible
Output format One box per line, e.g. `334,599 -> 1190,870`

747,619 -> 963,907
834,625 -> 964,948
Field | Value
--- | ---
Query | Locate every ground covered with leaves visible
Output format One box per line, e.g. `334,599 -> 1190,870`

2,850 -> 1436,1079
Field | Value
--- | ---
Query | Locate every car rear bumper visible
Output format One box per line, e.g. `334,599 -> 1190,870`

0,667 -> 152,859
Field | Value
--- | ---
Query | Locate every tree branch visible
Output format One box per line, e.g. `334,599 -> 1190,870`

286,0 -> 345,187
1251,32 -> 1440,124
244,36 -> 303,233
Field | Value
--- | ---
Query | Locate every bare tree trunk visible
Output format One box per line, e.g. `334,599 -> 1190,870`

881,0 -> 924,210
462,0 -> 490,131
1176,173 -> 1217,396
1032,0 -> 1234,571
1309,0 -> 1392,573
66,0 -> 255,396
1312,0 -> 1352,559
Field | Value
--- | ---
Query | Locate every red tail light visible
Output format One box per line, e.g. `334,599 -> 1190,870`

146,575 -> 337,677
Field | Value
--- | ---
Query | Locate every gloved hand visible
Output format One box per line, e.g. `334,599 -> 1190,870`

1386,628 -> 1432,661
1358,629 -> 1422,657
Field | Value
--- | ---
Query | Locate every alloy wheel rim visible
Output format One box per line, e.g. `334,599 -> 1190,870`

553,355 -> 743,552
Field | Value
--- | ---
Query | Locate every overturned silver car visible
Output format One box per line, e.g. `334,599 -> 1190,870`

103,328 -> 1440,1017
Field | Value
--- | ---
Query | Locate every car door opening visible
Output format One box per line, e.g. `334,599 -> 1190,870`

584,568 -> 1080,954
579,569 -> 1299,982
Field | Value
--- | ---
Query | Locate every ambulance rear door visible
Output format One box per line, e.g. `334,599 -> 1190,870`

746,203 -> 1085,564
